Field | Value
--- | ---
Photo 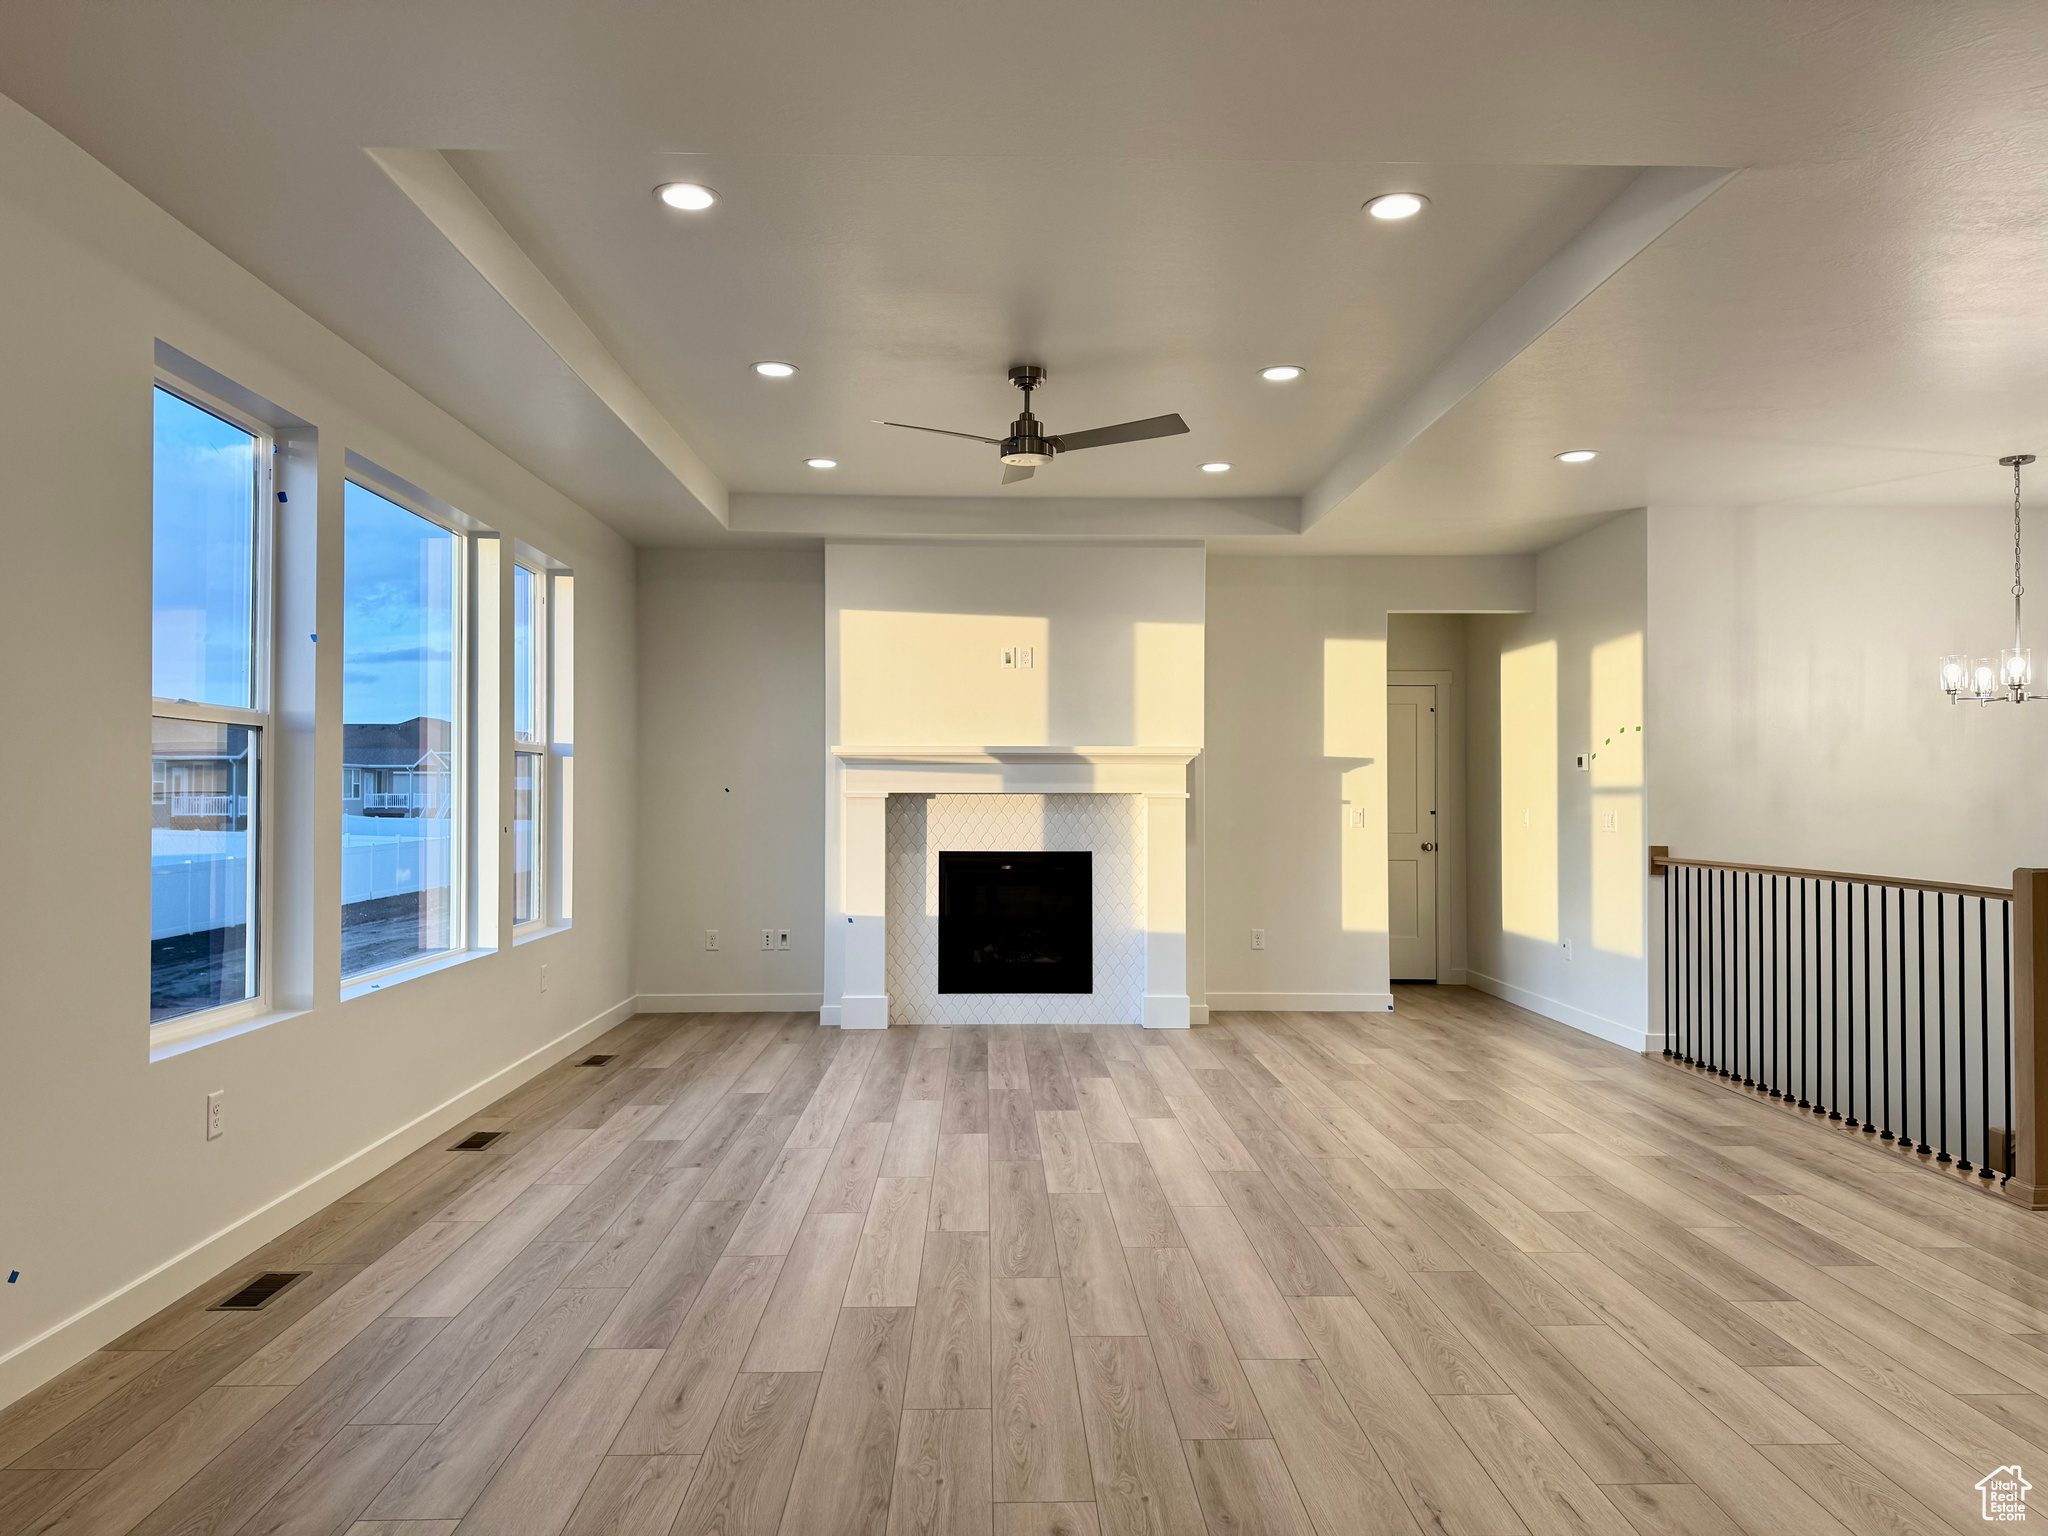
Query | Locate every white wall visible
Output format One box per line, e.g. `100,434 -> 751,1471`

0,94 -> 638,1405
1649,502 -> 2048,887
635,548 -> 826,1008
1468,512 -> 1650,1048
1204,556 -> 1533,1012
1388,613 -> 1472,982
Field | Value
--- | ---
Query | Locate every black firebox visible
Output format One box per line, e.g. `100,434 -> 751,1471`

937,851 -> 1093,994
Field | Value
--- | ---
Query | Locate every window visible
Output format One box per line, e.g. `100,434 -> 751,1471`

512,563 -> 544,927
151,384 -> 269,1023
512,559 -> 573,930
342,480 -> 464,979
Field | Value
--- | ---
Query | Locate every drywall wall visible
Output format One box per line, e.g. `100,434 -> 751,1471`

1649,502 -> 2048,888
1389,612 -> 1472,983
635,547 -> 826,1008
1468,511 -> 1650,1048
1205,556 -> 1532,1012
0,93 -> 637,1406
822,541 -> 1207,1025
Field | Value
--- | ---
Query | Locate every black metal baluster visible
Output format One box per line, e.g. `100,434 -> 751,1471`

1938,892 -> 1952,1161
1976,896 -> 1989,1175
1662,859 -> 1674,1059
1795,879 -> 1807,1107
1916,888 -> 1931,1155
1835,884 -> 1851,1122
1720,868 -> 1731,1079
1856,882 -> 1871,1130
1692,865 -> 1702,1066
1774,873 -> 1786,1099
1880,885 -> 1895,1141
1711,868 -> 1723,1074
1744,872 -> 1761,1089
1962,897 -> 1982,1172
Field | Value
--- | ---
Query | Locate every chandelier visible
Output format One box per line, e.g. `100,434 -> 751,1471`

1942,453 -> 2040,705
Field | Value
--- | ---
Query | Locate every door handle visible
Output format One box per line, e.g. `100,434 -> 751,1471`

1420,842 -> 1437,852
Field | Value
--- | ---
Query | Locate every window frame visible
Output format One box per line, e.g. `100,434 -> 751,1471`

339,474 -> 474,988
150,375 -> 276,1031
512,560 -> 548,933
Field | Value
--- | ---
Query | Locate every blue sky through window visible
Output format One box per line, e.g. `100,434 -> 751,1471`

153,388 -> 255,706
343,482 -> 456,726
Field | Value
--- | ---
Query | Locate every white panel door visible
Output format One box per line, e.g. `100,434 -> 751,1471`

1387,684 -> 1439,982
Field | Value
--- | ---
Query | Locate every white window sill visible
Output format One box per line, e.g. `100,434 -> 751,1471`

341,945 -> 494,1003
150,1001 -> 311,1062
513,920 -> 574,947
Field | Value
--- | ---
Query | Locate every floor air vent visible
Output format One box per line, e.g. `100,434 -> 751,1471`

580,1054 -> 616,1066
450,1129 -> 505,1150
209,1272 -> 307,1311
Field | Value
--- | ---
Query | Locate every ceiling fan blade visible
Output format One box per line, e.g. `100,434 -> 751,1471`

875,419 -> 1003,445
1002,464 -> 1035,485
1049,413 -> 1189,453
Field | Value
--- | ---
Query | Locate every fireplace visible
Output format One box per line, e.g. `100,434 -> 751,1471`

938,851 -> 1092,994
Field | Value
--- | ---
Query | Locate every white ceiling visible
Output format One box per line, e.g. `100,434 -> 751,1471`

2,1 -> 2045,552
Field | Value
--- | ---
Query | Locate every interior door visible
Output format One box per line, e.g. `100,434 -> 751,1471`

1387,684 -> 1439,981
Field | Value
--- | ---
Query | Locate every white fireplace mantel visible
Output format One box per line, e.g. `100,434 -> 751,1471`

825,743 -> 1198,1030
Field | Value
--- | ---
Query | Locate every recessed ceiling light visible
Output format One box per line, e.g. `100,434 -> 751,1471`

1201,462 -> 1232,474
805,457 -> 838,469
1555,449 -> 1598,464
752,361 -> 797,378
1259,365 -> 1305,383
1364,192 -> 1427,221
655,182 -> 717,211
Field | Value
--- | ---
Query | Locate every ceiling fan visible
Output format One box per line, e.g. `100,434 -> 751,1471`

876,365 -> 1189,484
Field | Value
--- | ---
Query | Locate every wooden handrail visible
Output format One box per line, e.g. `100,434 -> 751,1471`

1647,846 -> 2011,901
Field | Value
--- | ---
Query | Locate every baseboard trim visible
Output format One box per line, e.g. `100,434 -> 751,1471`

1204,992 -> 1396,1013
636,992 -> 826,1013
1188,1004 -> 1210,1027
1466,970 -> 1660,1054
0,994 -> 637,1412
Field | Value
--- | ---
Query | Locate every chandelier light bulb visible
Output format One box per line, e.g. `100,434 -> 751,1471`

1941,656 -> 1967,697
1974,659 -> 1998,699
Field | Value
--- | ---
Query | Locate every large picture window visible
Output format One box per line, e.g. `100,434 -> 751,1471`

342,480 -> 463,979
151,385 -> 268,1023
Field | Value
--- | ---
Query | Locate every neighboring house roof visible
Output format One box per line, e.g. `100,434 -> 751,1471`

343,717 -> 453,769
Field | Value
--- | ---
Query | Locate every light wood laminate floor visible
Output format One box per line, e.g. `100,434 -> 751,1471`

4,987 -> 2046,1535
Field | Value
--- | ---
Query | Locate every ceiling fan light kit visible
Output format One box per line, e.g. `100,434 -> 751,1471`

878,364 -> 1190,484
1942,454 -> 2041,706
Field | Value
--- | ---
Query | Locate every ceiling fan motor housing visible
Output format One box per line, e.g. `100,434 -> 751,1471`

1003,365 -> 1057,464
1001,433 -> 1057,466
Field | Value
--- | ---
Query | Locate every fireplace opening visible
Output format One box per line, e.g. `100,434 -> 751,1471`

938,851 -> 1093,994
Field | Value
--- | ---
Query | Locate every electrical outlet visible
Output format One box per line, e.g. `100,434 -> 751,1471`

1250,928 -> 1266,951
205,1090 -> 224,1141
761,928 -> 775,951
539,963 -> 549,993
776,929 -> 792,951
705,928 -> 720,951
1600,809 -> 1619,833
1019,646 -> 1035,669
